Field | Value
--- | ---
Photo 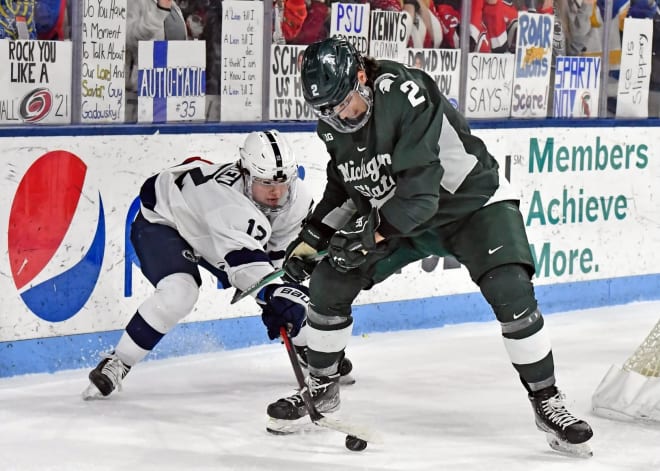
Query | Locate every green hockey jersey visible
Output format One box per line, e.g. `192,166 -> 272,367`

310,60 -> 517,239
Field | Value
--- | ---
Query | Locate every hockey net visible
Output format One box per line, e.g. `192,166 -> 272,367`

592,319 -> 660,422
621,319 -> 660,377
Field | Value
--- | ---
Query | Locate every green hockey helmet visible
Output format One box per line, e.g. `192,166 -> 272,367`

301,36 -> 373,133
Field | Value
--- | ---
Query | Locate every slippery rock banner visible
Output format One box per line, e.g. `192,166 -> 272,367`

0,40 -> 72,124
616,18 -> 653,118
511,12 -> 553,118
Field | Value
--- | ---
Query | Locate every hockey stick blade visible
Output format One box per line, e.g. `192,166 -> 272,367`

230,269 -> 284,304
315,415 -> 380,443
230,250 -> 328,304
279,327 -> 379,444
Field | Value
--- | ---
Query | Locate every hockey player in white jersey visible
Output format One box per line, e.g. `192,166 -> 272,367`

83,130 -> 350,399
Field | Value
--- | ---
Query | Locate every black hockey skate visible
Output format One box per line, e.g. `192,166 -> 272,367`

82,352 -> 131,400
529,386 -> 593,457
266,373 -> 340,434
295,346 -> 355,385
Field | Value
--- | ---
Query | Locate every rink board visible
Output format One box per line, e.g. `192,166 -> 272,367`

1,120 -> 660,376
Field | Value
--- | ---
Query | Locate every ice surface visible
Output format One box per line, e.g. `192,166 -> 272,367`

2,302 -> 660,470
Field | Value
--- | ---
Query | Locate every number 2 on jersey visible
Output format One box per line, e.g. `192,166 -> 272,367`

400,81 -> 425,107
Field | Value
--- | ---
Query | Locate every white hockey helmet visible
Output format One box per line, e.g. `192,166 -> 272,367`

239,130 -> 298,214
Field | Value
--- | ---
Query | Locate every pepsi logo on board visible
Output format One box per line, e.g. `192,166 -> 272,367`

8,150 -> 105,322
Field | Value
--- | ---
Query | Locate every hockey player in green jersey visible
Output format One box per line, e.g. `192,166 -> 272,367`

267,36 -> 594,457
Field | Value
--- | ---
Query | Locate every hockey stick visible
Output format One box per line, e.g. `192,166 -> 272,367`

279,326 -> 378,443
230,269 -> 285,304
230,250 -> 327,304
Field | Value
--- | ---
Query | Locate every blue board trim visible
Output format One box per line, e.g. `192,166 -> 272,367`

2,118 -> 660,138
2,273 -> 659,378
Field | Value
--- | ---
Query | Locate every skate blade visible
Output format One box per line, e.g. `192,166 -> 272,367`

81,383 -> 106,401
266,417 -> 316,435
545,433 -> 593,458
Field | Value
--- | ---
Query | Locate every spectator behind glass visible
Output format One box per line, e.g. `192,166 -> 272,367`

179,0 -> 223,120
0,0 -> 36,39
283,0 -> 332,45
482,0 -> 519,53
125,0 -> 188,122
282,0 -> 439,46
624,0 -> 660,115
433,0 -> 491,51
560,0 -> 604,56
405,0 -> 444,48
35,0 -> 67,39
275,0 -> 308,43
278,0 -> 446,48
0,0 -> 68,40
282,0 -> 390,45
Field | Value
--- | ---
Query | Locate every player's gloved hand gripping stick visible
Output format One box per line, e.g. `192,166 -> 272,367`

328,207 -> 383,272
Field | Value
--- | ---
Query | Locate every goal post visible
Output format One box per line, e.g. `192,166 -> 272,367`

592,319 -> 660,422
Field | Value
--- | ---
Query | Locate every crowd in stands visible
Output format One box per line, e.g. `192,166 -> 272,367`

1,0 -> 659,120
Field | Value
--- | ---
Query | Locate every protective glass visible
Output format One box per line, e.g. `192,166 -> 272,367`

247,174 -> 298,215
313,83 -> 373,133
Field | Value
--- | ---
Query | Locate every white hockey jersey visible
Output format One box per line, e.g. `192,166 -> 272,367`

138,159 -> 313,293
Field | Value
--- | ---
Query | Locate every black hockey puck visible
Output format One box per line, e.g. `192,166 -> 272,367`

345,434 -> 368,451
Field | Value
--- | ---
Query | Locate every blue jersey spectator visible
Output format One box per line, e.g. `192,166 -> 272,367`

0,0 -> 37,39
